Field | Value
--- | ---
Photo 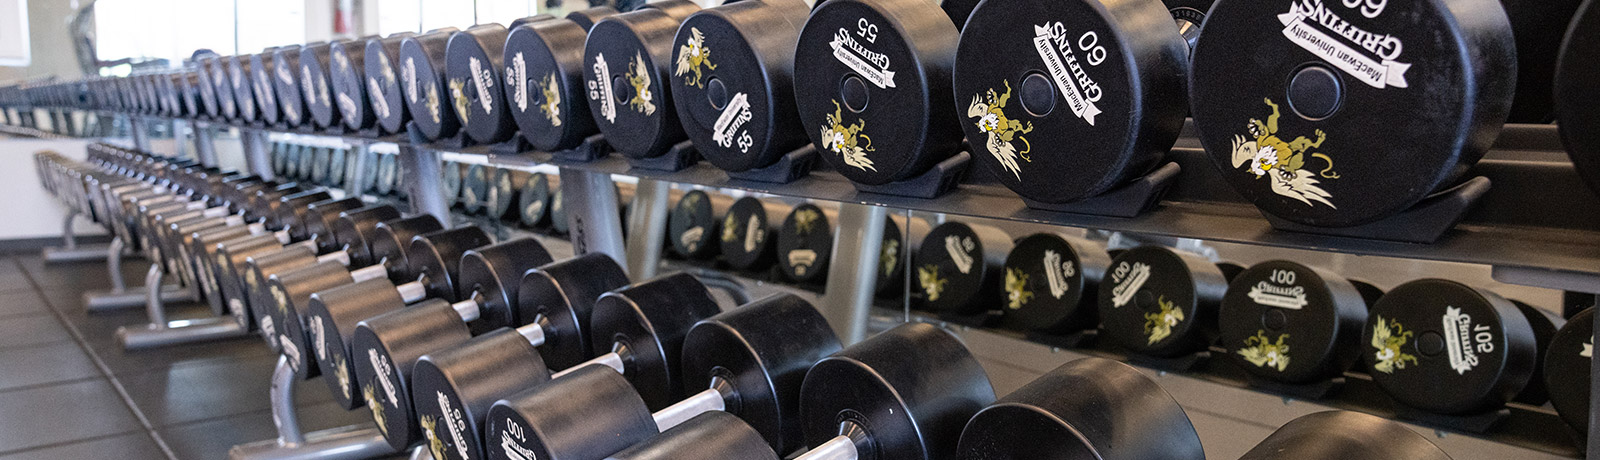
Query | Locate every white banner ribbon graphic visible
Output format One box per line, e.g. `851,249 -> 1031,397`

1032,25 -> 1101,125
1277,6 -> 1410,89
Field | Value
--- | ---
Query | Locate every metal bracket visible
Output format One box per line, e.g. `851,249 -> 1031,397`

41,210 -> 111,263
228,356 -> 395,460
115,264 -> 250,350
240,128 -> 272,180
83,236 -> 197,311
129,116 -> 150,152
195,121 -> 221,169
559,168 -> 626,271
818,203 -> 887,345
623,179 -> 670,281
398,142 -> 450,227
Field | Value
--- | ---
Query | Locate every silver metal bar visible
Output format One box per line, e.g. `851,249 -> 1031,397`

173,120 -> 189,160
398,143 -> 449,227
42,210 -> 113,263
144,265 -> 168,327
117,317 -> 251,350
558,168 -> 625,270
196,121 -> 221,168
106,236 -> 125,291
623,179 -> 670,281
818,203 -> 887,345
240,128 -> 270,179
129,116 -> 150,152
227,357 -> 396,460
85,286 -> 195,312
651,388 -> 724,432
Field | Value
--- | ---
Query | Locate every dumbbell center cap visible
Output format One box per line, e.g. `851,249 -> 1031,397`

1287,65 -> 1341,120
1262,309 -> 1288,331
1020,72 -> 1055,117
1136,291 -> 1159,312
841,75 -> 869,113
1416,331 -> 1446,357
706,77 -> 728,111
611,75 -> 629,105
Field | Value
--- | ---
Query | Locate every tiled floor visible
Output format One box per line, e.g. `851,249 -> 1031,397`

0,252 -> 379,459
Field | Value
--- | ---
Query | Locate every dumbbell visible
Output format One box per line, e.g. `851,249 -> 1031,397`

517,172 -> 560,229
398,27 -> 463,140
1361,279 -> 1538,415
716,196 -> 790,271
503,6 -> 620,151
665,0 -> 811,174
409,271 -> 714,460
271,44 -> 307,127
1190,0 -> 1515,227
774,203 -> 830,283
349,238 -> 575,450
668,189 -> 732,260
249,51 -> 282,126
299,41 -> 344,129
485,293 -> 839,460
956,357 -> 1202,459
1238,411 -> 1451,460
913,221 -> 1014,321
599,322 -> 994,460
997,232 -> 1111,333
444,16 -> 556,145
581,0 -> 702,159
227,54 -> 259,122
1544,306 -> 1592,433
330,36 -> 382,131
793,0 -> 972,186
459,164 -> 491,214
308,235 -> 547,408
1557,0 -> 1600,196
1095,245 -> 1241,358
366,32 -> 414,135
953,0 -> 1186,205
1217,260 -> 1372,383
203,54 -> 238,120
258,217 -> 484,377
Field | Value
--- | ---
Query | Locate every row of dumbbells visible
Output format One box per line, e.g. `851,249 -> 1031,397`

34,146 -> 1476,459
268,140 -> 405,197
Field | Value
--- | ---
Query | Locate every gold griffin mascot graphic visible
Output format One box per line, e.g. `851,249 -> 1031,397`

537,72 -> 561,126
820,100 -> 875,171
420,415 -> 448,460
919,265 -> 946,302
1228,98 -> 1339,208
626,52 -> 656,115
967,80 -> 1034,180
449,78 -> 470,127
674,28 -> 717,88
1237,330 -> 1291,371
1370,315 -> 1419,374
363,384 -> 387,436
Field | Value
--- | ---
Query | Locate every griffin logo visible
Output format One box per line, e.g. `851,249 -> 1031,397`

967,81 -> 1034,180
1229,98 -> 1339,208
675,28 -> 717,88
820,100 -> 875,171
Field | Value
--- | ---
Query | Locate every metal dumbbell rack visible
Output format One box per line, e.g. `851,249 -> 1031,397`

6,102 -> 1599,459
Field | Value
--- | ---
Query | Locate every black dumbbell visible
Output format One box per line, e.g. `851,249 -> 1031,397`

913,221 -> 1014,322
1097,245 -> 1237,358
366,32 -> 416,135
330,36 -> 380,131
351,247 -> 605,451
997,233 -> 1111,334
249,51 -> 282,125
518,172 -> 558,228
445,16 -> 555,145
604,322 -> 995,460
716,196 -> 788,271
956,357 -> 1202,459
1544,306 -> 1592,433
1217,260 -> 1371,383
668,189 -> 731,260
409,271 -> 715,460
581,0 -> 702,159
399,27 -> 463,140
299,42 -> 343,129
1238,411 -> 1451,460
485,293 -> 840,459
271,45 -> 307,127
503,6 -> 620,152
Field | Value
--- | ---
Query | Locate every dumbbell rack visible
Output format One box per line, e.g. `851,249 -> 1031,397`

6,103 -> 1598,459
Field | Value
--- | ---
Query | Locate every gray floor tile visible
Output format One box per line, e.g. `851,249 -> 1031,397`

17,253 -> 154,291
159,401 -> 380,460
0,312 -> 71,348
118,353 -> 335,427
88,334 -> 273,377
0,432 -> 165,460
0,379 -> 142,453
0,289 -> 45,318
0,341 -> 101,391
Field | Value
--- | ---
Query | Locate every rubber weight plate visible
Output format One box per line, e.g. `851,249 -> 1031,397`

519,172 -> 554,227
298,146 -> 318,182
549,186 -> 568,234
504,7 -> 619,151
192,59 -> 220,119
914,221 -> 1012,315
228,55 -> 258,122
446,24 -> 515,144
440,161 -> 463,205
1097,246 -> 1229,357
273,47 -> 307,127
343,148 -> 363,190
954,0 -> 1187,203
300,42 -> 343,129
1545,306 -> 1592,433
582,0 -> 701,159
1556,0 -> 1600,196
358,149 -> 381,193
775,203 -> 830,283
251,53 -> 282,125
366,34 -> 414,134
399,28 -> 461,140
1503,0 -> 1586,123
1360,279 -> 1536,414
669,0 -> 811,172
1189,0 -> 1516,227
998,233 -> 1111,333
717,197 -> 781,270
326,147 -> 347,186
793,0 -> 963,185
1238,411 -> 1453,460
330,38 -> 377,131
460,164 -> 488,213
1218,260 -> 1368,383
375,153 -> 399,195
310,147 -> 330,184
